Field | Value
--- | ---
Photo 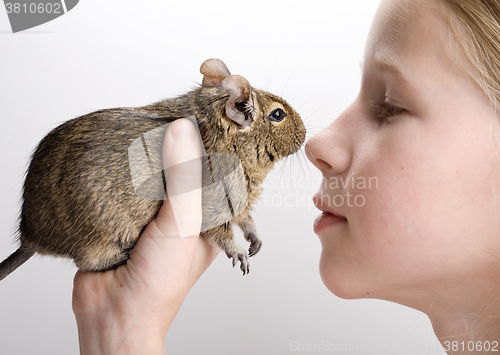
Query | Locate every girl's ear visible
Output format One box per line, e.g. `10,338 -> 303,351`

200,58 -> 253,129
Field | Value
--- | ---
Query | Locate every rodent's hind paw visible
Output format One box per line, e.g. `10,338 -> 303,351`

226,248 -> 250,275
245,232 -> 262,257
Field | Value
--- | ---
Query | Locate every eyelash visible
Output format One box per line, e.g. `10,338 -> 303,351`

371,101 -> 406,122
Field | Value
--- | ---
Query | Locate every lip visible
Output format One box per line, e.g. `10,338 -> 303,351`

312,191 -> 346,217
312,191 -> 348,234
313,211 -> 347,234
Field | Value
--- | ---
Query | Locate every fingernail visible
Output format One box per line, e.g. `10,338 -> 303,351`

170,119 -> 198,141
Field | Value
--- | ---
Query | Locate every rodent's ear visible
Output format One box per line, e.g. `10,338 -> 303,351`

200,58 -> 231,87
222,75 -> 253,129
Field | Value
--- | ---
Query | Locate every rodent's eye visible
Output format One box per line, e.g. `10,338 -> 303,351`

268,108 -> 286,122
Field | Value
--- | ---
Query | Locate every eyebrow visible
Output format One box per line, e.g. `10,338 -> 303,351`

372,56 -> 413,89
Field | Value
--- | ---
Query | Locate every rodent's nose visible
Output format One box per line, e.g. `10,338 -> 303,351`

289,125 -> 306,155
298,124 -> 307,145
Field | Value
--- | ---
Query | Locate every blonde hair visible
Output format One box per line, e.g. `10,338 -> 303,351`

438,2 -> 500,336
437,0 -> 500,113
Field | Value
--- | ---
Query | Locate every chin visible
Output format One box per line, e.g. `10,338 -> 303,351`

319,250 -> 372,300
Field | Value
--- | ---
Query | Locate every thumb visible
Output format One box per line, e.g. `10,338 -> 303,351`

155,118 -> 203,238
124,118 -> 204,283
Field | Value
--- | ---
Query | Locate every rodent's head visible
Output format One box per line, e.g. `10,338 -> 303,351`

249,88 -> 305,158
199,58 -> 306,168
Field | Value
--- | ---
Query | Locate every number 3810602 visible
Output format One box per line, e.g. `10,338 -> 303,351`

5,3 -> 61,14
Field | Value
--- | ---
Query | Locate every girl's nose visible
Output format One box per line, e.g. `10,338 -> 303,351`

306,111 -> 353,177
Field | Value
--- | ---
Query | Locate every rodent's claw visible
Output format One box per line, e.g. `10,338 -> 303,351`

238,253 -> 249,275
248,240 -> 262,257
226,248 -> 249,275
245,232 -> 262,257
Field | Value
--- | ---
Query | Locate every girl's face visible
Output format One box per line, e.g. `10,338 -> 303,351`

307,0 -> 500,304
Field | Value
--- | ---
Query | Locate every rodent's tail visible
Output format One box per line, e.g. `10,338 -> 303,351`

0,247 -> 35,281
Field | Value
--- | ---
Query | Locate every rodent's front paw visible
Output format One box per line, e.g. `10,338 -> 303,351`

225,246 -> 249,276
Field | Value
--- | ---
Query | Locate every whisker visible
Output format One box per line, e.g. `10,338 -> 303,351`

297,148 -> 309,179
281,60 -> 303,98
275,156 -> 289,190
266,58 -> 277,91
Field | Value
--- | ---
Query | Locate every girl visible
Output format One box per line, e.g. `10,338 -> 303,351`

73,1 -> 500,354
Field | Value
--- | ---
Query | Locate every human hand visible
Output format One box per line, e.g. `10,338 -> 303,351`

72,118 -> 220,355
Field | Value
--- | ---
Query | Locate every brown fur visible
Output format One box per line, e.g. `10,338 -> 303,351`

0,59 -> 306,280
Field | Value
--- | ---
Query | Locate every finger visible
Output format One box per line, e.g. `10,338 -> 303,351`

156,118 -> 203,239
126,119 -> 203,279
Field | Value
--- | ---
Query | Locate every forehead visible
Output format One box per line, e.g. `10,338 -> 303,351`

364,0 -> 454,75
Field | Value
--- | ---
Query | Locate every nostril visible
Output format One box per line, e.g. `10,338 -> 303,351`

317,158 -> 333,173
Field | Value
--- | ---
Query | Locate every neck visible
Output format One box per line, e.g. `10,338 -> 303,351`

429,292 -> 500,354
384,273 -> 500,354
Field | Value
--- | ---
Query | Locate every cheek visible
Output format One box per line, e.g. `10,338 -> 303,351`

352,166 -> 435,272
353,167 -> 428,262
315,147 -> 435,296
316,165 -> 439,298
350,127 -> 499,283
338,130 -> 452,282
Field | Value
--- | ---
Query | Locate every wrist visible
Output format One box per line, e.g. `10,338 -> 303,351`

73,271 -> 181,354
75,309 -> 167,355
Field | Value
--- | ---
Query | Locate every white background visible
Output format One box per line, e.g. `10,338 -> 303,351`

0,1 -> 444,354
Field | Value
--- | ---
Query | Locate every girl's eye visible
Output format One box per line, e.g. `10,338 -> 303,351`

371,100 -> 406,123
268,108 -> 286,122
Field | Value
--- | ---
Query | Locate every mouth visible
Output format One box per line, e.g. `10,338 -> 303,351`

312,191 -> 346,217
312,192 -> 348,234
313,211 -> 347,234
287,125 -> 307,155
